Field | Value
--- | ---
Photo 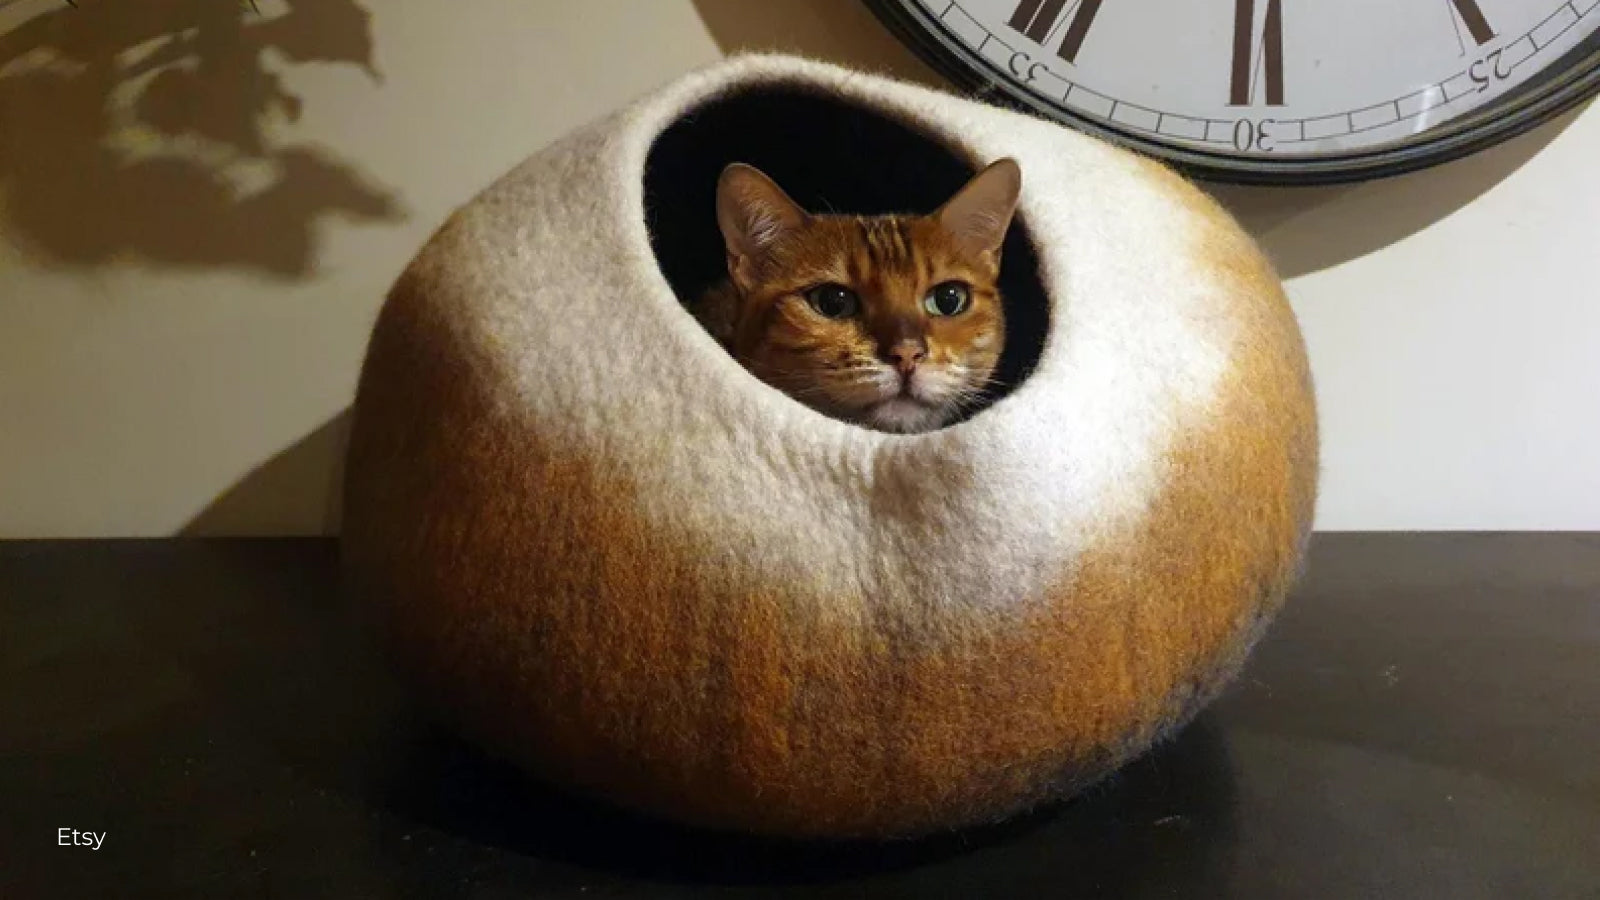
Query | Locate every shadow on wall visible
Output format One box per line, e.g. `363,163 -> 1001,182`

0,0 -> 402,278
691,0 -> 942,88
692,0 -> 1587,279
1209,105 -> 1586,279
182,408 -> 350,536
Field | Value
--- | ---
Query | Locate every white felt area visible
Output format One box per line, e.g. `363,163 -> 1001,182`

413,55 -> 1245,616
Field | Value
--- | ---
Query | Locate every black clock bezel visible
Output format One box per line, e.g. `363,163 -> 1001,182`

865,0 -> 1600,185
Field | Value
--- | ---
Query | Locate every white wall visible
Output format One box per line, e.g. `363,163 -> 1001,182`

1215,110 -> 1600,530
0,0 -> 1594,536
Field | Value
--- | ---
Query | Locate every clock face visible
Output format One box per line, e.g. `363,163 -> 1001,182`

867,0 -> 1600,182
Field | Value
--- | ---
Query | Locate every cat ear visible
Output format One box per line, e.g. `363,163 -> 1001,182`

936,158 -> 1021,261
717,163 -> 807,274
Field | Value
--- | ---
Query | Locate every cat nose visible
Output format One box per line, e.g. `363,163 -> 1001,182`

886,341 -> 926,376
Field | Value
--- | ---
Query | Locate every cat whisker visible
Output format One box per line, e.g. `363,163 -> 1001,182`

947,385 -> 995,409
779,384 -> 843,401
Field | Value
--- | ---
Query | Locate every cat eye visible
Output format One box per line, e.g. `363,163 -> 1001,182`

805,284 -> 860,319
924,282 -> 971,317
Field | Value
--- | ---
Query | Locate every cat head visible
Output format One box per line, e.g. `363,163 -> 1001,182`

714,159 -> 1022,434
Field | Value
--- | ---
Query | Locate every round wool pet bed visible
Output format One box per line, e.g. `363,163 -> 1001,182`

342,54 -> 1318,839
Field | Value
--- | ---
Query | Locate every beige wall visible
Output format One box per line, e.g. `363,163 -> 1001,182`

1,0 -> 1595,537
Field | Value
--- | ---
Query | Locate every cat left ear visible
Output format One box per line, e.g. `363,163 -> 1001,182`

717,163 -> 807,283
936,158 -> 1021,261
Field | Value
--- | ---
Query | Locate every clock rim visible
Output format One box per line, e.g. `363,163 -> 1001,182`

865,0 -> 1600,185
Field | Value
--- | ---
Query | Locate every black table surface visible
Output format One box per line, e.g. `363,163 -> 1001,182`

2,534 -> 1597,899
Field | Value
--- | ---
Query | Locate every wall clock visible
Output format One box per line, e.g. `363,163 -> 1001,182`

865,0 -> 1600,183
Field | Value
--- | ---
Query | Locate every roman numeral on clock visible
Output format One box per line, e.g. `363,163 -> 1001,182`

1006,0 -> 1105,64
1230,0 -> 1284,106
1449,0 -> 1496,45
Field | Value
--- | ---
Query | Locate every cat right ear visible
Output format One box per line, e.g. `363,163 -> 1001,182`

937,158 -> 1022,263
717,163 -> 806,284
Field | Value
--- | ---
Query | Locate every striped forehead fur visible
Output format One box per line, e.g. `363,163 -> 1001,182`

846,217 -> 957,290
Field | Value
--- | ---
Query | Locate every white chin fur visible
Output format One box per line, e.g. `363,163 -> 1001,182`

864,398 -> 947,434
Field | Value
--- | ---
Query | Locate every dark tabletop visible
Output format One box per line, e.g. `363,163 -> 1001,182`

2,534 -> 1597,899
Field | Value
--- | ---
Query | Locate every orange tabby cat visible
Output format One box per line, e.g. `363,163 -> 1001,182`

695,159 -> 1022,434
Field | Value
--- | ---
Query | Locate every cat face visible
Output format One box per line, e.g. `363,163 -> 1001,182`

715,160 -> 1021,434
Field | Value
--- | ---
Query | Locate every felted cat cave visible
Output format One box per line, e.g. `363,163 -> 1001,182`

342,55 -> 1318,838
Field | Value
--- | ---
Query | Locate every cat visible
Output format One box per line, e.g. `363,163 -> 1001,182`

694,159 -> 1021,434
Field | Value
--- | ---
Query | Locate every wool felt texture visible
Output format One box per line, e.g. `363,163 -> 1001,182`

342,53 -> 1319,839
